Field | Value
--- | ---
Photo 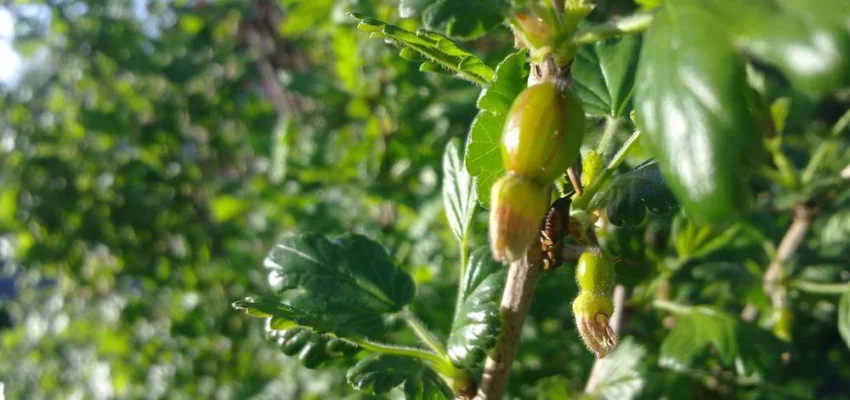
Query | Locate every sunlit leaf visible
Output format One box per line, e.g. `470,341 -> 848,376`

465,51 -> 528,208
442,140 -> 477,242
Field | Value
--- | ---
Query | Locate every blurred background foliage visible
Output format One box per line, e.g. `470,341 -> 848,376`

0,0 -> 848,399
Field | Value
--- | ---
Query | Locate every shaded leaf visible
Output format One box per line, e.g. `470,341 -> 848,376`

595,160 -> 677,226
421,0 -> 507,41
660,306 -> 783,376
573,34 -> 642,117
442,140 -> 477,242
347,354 -> 452,400
447,247 -> 507,368
266,324 -> 360,369
350,13 -> 494,84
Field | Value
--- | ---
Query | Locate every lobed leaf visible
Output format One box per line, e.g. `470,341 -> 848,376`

465,51 -> 528,208
447,247 -> 507,368
442,139 -> 477,242
587,337 -> 647,400
265,324 -> 360,369
264,233 -> 415,314
349,13 -> 494,84
233,295 -> 387,338
347,354 -> 452,400
403,0 -> 507,41
594,160 -> 677,226
573,34 -> 642,117
660,306 -> 783,376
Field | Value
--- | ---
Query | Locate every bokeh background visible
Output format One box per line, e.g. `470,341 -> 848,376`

0,1 -> 504,398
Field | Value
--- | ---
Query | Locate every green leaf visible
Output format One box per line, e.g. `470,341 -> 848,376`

266,325 -> 360,369
447,247 -> 507,368
420,0 -> 508,41
572,34 -> 642,117
347,354 -> 453,400
265,233 -> 414,313
820,209 -> 850,253
634,1 -> 765,226
476,51 -> 528,115
232,295 -> 386,338
660,306 -> 783,376
735,0 -> 850,96
594,160 -> 677,226
839,292 -> 850,350
587,337 -> 647,400
465,112 -> 505,209
442,140 -> 477,242
349,13 -> 494,85
465,52 -> 529,208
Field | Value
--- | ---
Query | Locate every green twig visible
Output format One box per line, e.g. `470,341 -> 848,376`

356,339 -> 455,376
596,116 -> 621,155
767,139 -> 800,189
454,233 -> 470,322
572,11 -> 655,46
402,308 -> 449,359
573,128 -> 642,210
652,299 -> 693,315
788,280 -> 850,295
832,107 -> 850,136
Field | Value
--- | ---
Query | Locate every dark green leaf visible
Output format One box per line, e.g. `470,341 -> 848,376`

465,52 -> 528,208
572,34 -> 642,117
447,247 -> 507,368
233,295 -> 386,338
264,233 -> 415,313
421,0 -> 507,41
595,160 -> 677,226
442,140 -> 477,242
839,292 -> 850,350
349,13 -> 494,84
347,355 -> 452,400
660,306 -> 783,376
587,337 -> 647,400
266,325 -> 360,369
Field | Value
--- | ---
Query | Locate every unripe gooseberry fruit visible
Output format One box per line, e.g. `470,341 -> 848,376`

576,249 -> 615,293
501,81 -> 585,184
489,174 -> 549,263
573,249 -> 618,358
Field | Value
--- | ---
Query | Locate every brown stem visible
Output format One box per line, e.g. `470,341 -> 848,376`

567,164 -> 584,196
474,251 -> 545,400
475,55 -> 578,400
763,204 -> 816,310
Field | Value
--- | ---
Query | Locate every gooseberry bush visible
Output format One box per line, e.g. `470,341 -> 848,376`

234,1 -> 850,399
